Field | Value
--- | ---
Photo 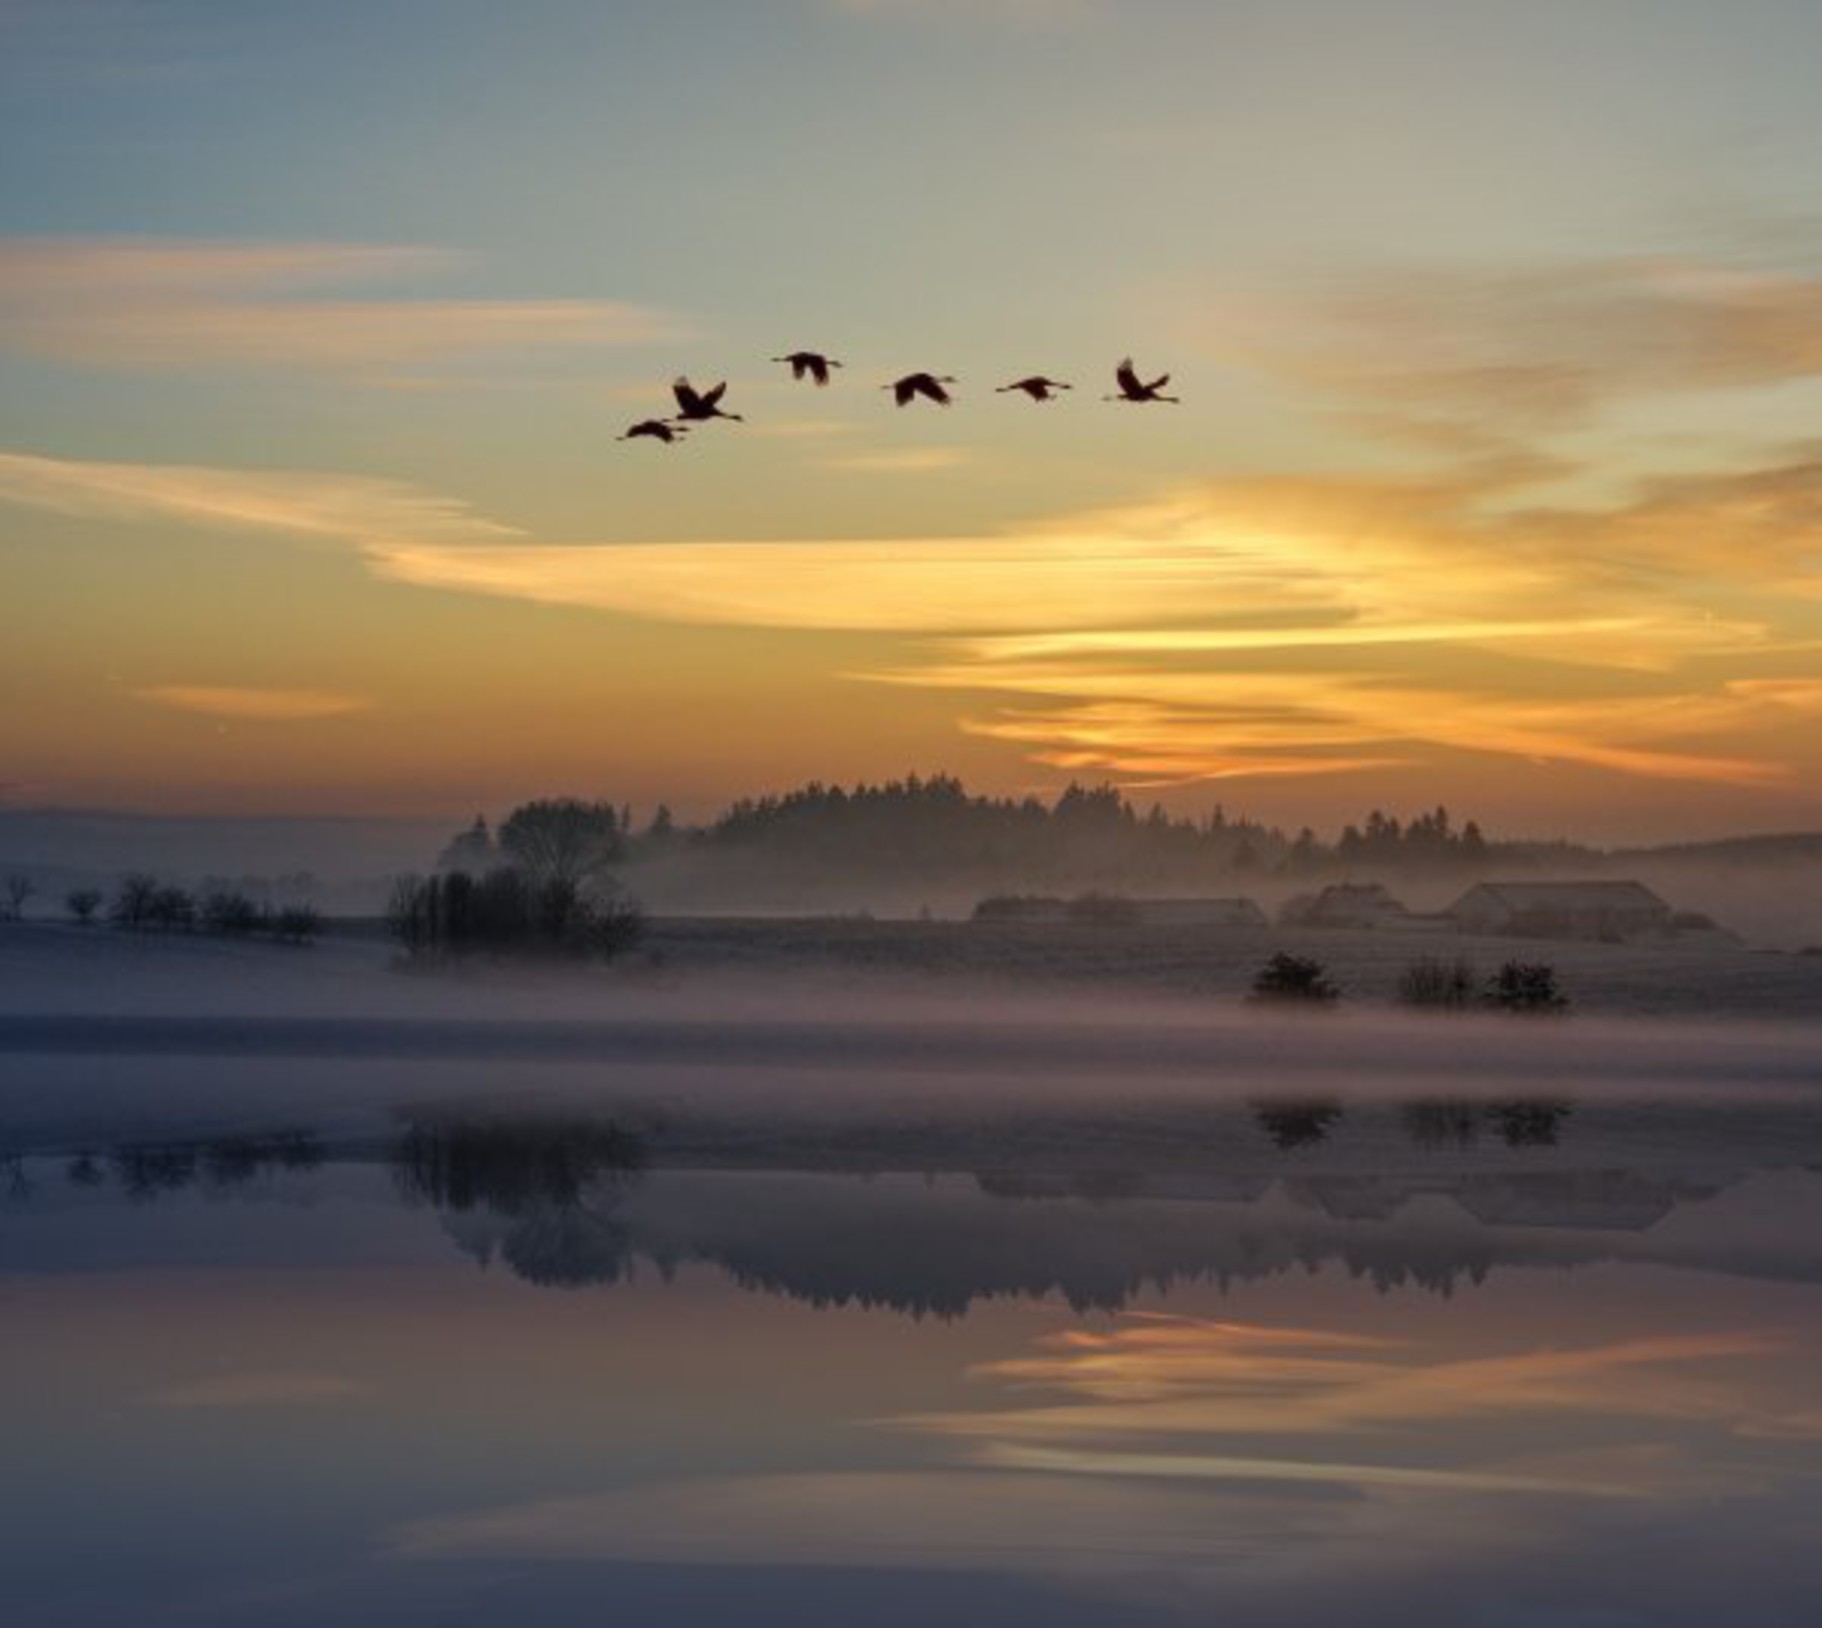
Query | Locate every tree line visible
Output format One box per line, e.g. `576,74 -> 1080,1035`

614,774 -> 1505,881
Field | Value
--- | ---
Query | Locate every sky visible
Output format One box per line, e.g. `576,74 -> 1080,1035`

4,0 -> 1822,839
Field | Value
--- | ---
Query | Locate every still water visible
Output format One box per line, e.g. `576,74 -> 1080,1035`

2,1097 -> 1820,1626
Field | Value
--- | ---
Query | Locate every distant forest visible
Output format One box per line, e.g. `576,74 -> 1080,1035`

437,774 -> 1579,908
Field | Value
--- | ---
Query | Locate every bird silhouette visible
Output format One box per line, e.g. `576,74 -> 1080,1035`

885,372 -> 957,407
774,350 -> 843,386
618,419 -> 688,444
997,375 -> 1072,402
1105,357 -> 1179,403
672,377 -> 744,422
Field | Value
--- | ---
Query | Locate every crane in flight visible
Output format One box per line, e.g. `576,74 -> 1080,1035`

996,375 -> 1072,402
885,372 -> 957,407
618,419 -> 688,444
1105,358 -> 1179,403
672,377 -> 744,422
774,350 -> 843,386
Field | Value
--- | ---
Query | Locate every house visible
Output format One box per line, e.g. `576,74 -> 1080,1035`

1445,879 -> 1671,941
1279,882 -> 1411,929
1132,897 -> 1267,927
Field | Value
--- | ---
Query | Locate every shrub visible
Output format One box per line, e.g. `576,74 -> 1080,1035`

65,887 -> 103,926
1484,960 -> 1569,1014
1247,951 -> 1339,1005
583,888 -> 645,958
1398,956 -> 1478,1009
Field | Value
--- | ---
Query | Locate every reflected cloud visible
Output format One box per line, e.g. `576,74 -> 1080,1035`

892,1314 -> 1803,1516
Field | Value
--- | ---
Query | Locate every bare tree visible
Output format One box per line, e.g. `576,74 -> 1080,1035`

110,873 -> 160,931
65,887 -> 103,925
2,874 -> 33,921
498,799 -> 624,891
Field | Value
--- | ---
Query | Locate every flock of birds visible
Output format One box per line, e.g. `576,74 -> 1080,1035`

617,353 -> 1180,443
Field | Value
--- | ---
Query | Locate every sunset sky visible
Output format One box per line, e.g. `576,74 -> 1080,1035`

5,0 -> 1822,839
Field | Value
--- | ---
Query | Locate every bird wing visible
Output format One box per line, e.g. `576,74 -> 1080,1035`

703,381 -> 728,407
920,377 -> 952,405
672,377 -> 702,413
1115,358 -> 1140,394
1148,372 -> 1171,392
809,356 -> 829,385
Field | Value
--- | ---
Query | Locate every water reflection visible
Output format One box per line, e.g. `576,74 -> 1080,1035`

394,1111 -> 645,1289
7,1095 -> 1822,1315
1488,1097 -> 1574,1146
391,1110 -> 642,1214
1251,1098 -> 1345,1149
4,1102 -> 1822,1626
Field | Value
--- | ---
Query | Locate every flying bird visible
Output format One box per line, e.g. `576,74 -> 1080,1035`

996,375 -> 1072,402
672,377 -> 744,422
1105,357 -> 1179,403
618,419 -> 688,444
884,372 -> 957,407
774,350 -> 843,386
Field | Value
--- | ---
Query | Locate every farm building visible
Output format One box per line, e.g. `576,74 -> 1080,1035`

1279,883 -> 1412,929
1445,880 -> 1671,941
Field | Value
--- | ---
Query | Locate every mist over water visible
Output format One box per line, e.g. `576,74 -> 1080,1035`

2,912 -> 1820,1626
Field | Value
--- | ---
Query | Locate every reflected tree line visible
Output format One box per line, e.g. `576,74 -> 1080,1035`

3,1092 -> 1790,1316
1252,1097 -> 1573,1151
392,1110 -> 646,1289
5,1093 -> 1574,1210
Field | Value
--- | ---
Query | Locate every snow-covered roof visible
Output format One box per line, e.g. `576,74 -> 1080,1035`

1448,880 -> 1667,913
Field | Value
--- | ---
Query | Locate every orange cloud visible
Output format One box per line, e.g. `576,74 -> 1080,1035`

133,685 -> 373,722
4,446 -> 1816,795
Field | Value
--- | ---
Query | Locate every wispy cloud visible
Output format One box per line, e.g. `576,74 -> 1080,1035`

1209,258 -> 1822,426
0,448 -> 520,546
818,445 -> 972,473
134,685 -> 372,722
4,445 -> 1817,792
0,239 -> 685,376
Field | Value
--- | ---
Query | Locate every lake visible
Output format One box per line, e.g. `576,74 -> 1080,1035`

3,1089 -> 1819,1626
